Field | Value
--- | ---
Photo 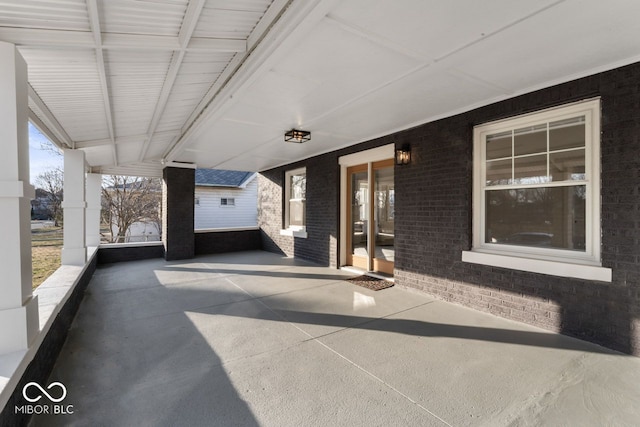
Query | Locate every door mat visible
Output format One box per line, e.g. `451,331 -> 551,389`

346,275 -> 394,291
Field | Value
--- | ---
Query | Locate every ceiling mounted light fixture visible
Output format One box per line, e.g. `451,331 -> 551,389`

285,129 -> 311,143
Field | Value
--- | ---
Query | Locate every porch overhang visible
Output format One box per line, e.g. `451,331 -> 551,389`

2,0 -> 640,423
1,0 -> 639,175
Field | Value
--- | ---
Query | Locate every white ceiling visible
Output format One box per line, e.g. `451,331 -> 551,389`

2,0 -> 640,176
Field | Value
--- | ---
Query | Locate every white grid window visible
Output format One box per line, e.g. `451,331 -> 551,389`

284,167 -> 306,231
464,99 -> 610,281
220,197 -> 235,207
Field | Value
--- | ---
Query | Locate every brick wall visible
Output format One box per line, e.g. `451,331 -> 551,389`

195,229 -> 261,255
258,170 -> 289,257
258,62 -> 640,356
97,244 -> 165,264
394,63 -> 640,356
259,137 -> 394,267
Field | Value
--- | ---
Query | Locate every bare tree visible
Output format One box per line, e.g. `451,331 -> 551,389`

39,139 -> 63,158
101,175 -> 162,243
35,167 -> 64,226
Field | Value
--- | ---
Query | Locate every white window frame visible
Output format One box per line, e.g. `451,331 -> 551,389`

220,197 -> 235,207
280,167 -> 307,238
462,98 -> 611,282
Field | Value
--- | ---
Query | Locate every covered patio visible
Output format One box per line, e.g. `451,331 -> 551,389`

31,251 -> 640,426
2,0 -> 640,424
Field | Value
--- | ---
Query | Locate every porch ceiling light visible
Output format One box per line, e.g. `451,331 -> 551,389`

285,129 -> 311,143
395,143 -> 411,165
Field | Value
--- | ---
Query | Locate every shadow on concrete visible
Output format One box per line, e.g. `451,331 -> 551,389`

29,251 -> 633,426
161,265 -> 352,282
391,84 -> 640,356
30,263 -> 260,427
394,264 -> 637,356
158,256 -> 623,356
185,295 -> 619,356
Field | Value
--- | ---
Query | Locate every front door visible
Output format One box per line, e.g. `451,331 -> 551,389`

346,160 -> 395,274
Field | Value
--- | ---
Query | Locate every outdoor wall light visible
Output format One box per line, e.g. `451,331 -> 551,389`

285,129 -> 311,143
395,143 -> 411,165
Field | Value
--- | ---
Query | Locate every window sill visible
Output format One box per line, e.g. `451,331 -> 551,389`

461,250 -> 612,282
280,228 -> 307,238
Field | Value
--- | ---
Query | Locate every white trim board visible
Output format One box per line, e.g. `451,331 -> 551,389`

462,251 -> 612,282
339,144 -> 394,268
339,144 -> 394,166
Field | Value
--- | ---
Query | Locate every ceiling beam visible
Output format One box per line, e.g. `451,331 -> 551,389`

178,0 -> 207,48
28,85 -> 74,149
138,0 -> 207,162
104,33 -> 245,52
86,0 -> 117,166
0,28 -> 94,48
75,130 -> 179,149
0,27 -> 246,52
74,138 -> 112,149
29,110 -> 65,150
179,0 -> 293,136
186,37 -> 246,53
164,0 -> 341,162
94,164 -> 163,178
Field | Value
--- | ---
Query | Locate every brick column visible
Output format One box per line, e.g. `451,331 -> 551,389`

162,166 -> 195,260
0,42 -> 39,354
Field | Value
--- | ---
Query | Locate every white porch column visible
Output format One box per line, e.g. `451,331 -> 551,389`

85,173 -> 102,248
0,42 -> 39,354
61,149 -> 87,265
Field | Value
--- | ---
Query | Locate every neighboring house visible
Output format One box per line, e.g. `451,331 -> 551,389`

103,178 -> 162,243
107,215 -> 162,243
31,188 -> 54,220
115,221 -> 161,243
194,169 -> 257,230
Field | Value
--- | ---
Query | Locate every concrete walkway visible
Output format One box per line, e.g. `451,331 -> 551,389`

32,251 -> 640,426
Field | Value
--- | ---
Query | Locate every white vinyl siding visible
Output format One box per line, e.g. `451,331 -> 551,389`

194,177 -> 257,230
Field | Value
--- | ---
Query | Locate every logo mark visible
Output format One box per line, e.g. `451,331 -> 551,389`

22,382 -> 67,403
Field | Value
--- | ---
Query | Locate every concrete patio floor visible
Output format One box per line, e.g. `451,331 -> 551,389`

32,251 -> 640,426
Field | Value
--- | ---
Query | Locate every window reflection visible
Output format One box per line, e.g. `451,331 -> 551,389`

514,124 -> 546,156
351,171 -> 368,257
375,167 -> 394,263
514,154 -> 548,184
485,186 -> 586,251
288,171 -> 306,227
485,115 -> 587,186
550,149 -> 585,181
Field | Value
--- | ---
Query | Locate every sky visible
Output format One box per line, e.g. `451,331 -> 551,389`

29,122 -> 63,185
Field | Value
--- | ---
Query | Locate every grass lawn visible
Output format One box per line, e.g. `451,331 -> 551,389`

32,246 -> 61,289
32,225 -> 63,289
30,224 -> 120,288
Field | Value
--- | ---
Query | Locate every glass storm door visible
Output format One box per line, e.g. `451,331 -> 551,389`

346,160 -> 395,274
347,164 -> 369,270
373,160 -> 395,274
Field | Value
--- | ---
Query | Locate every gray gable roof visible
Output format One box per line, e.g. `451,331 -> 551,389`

195,169 -> 254,188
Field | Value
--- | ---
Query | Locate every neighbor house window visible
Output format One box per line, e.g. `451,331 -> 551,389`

220,197 -> 235,206
463,99 -> 611,282
281,167 -> 307,238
